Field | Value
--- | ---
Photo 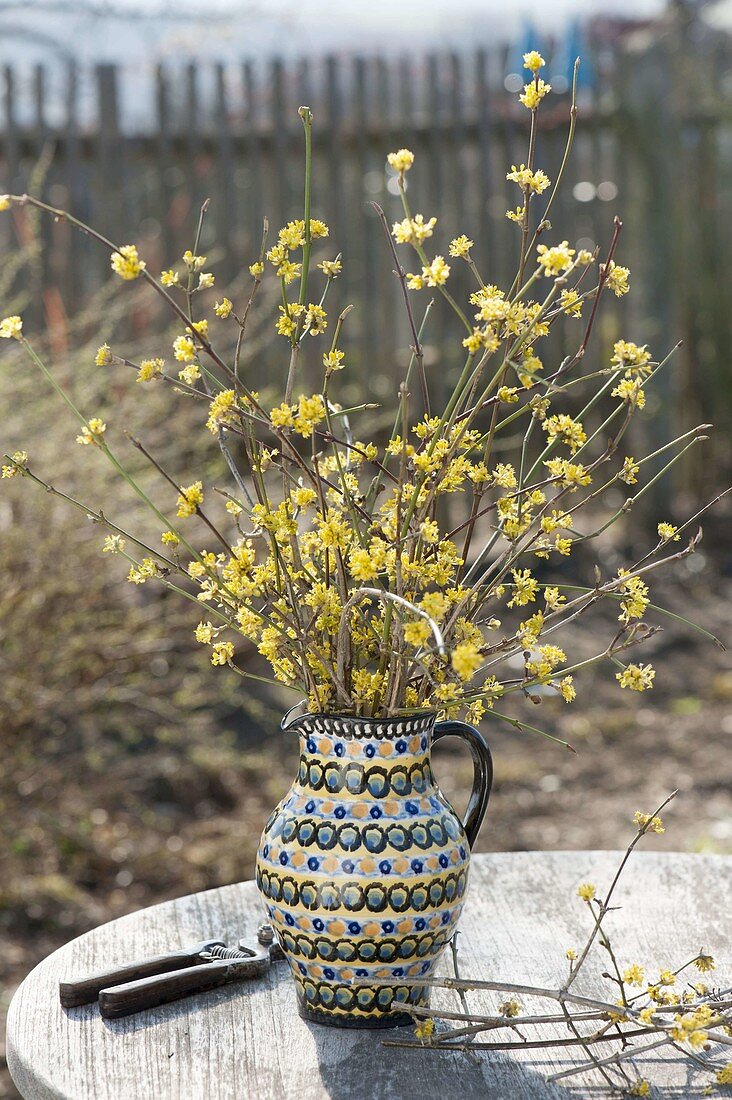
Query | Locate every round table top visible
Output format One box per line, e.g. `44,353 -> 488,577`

7,851 -> 732,1100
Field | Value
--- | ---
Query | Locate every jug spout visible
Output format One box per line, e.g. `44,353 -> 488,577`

280,700 -> 311,732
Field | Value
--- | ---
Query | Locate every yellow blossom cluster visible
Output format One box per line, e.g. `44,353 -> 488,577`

177,481 -> 203,518
269,393 -> 326,437
392,214 -> 437,244
137,358 -> 164,383
0,314 -> 23,339
387,148 -> 414,174
5,49 -> 703,724
75,418 -> 107,446
1,450 -> 28,478
616,663 -> 656,692
110,244 -> 145,280
519,78 -> 551,111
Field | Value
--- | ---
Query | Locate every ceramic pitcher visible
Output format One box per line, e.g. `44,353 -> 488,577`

256,709 -> 492,1028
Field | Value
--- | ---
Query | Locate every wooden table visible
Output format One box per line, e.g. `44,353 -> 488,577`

7,851 -> 731,1099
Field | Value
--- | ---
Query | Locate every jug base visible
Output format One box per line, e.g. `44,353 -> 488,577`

298,1001 -> 416,1029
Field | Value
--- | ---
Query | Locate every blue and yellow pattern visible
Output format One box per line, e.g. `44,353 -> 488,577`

256,712 -> 475,1028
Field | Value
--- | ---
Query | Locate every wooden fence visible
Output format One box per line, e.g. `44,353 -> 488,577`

1,34 -> 731,482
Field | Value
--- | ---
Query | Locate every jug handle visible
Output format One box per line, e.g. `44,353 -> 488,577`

433,720 -> 493,849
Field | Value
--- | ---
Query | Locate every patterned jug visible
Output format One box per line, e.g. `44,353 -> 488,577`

256,708 -> 493,1028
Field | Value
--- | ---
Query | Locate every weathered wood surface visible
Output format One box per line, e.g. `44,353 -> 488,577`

7,852 -> 732,1099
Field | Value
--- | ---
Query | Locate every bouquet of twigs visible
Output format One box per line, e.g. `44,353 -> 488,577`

1,51 -> 726,737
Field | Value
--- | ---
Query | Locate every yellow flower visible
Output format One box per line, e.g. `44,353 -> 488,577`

161,530 -> 179,546
278,220 -> 305,250
617,570 -> 649,623
420,519 -> 440,544
0,194 -> 10,211
421,256 -> 450,286
545,457 -> 592,489
527,644 -> 566,681
611,340 -> 652,375
523,51 -> 545,72
127,558 -> 160,584
537,241 -> 575,276
214,297 -> 233,318
387,148 -> 414,174
519,78 -> 551,110
577,883 -> 596,902
309,218 -> 329,239
323,348 -> 345,372
604,260 -> 630,297
161,269 -> 180,287
658,968 -> 676,985
249,261 -> 264,277
499,999 -> 521,1018
507,568 -> 538,608
462,326 -> 499,353
102,534 -> 125,554
318,257 -> 342,277
565,948 -> 577,961
190,319 -> 208,337
392,214 -> 437,244
506,205 -> 525,223
492,463 -> 517,489
76,417 -> 107,446
195,621 -> 215,644
639,1006 -> 656,1025
559,676 -> 576,703
198,272 -> 215,289
506,164 -> 551,194
629,1082 -> 650,1097
177,481 -> 203,518
616,663 -> 655,692
95,343 -> 112,366
544,413 -> 586,453
623,963 -> 645,987
178,365 -> 201,385
270,403 -> 294,429
293,486 -> 317,509
519,347 -> 544,385
137,357 -> 164,383
716,1064 -> 732,1085
657,522 -> 679,542
206,389 -> 240,434
0,314 -> 23,339
211,641 -> 234,666
451,642 -> 483,681
225,499 -> 242,516
413,1017 -> 435,1041
449,235 -> 473,258
294,393 -> 326,436
619,456 -> 640,485
110,244 -> 145,280
612,376 -> 646,408
174,334 -> 196,362
305,303 -> 327,335
421,592 -> 449,620
183,250 -> 206,269
559,288 -> 583,317
633,810 -> 665,834
544,587 -> 565,610
694,954 -> 715,973
348,548 -> 378,582
1,450 -> 28,478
